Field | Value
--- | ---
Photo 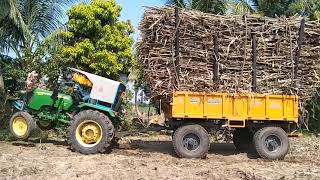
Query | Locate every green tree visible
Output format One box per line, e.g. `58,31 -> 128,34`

60,0 -> 134,79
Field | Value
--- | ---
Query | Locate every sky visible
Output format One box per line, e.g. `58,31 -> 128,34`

116,0 -> 164,40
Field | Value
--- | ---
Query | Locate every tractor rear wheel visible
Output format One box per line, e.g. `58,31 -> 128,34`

68,110 -> 114,154
9,112 -> 35,140
173,124 -> 210,159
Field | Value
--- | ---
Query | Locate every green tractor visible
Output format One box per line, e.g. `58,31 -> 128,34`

9,68 -> 126,154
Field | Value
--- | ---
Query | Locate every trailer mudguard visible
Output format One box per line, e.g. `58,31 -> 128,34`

78,103 -> 115,118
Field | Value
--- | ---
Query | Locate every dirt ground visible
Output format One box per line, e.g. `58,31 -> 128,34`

0,134 -> 319,180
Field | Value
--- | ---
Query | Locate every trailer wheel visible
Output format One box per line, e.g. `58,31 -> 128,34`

253,127 -> 289,160
173,125 -> 210,159
68,110 -> 114,154
233,128 -> 252,152
9,112 -> 35,140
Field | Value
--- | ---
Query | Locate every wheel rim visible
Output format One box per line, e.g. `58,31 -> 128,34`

183,133 -> 200,151
76,120 -> 103,148
12,116 -> 28,136
264,135 -> 281,152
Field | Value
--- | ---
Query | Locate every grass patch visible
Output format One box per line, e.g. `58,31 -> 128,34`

0,129 -> 14,141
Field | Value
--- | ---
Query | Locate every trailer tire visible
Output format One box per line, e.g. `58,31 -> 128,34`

233,128 -> 252,152
173,124 -> 210,159
68,110 -> 114,154
253,127 -> 289,160
9,112 -> 35,140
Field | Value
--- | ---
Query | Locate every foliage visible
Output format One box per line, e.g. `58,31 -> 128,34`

60,0 -> 134,79
0,0 -> 77,93
0,129 -> 14,141
306,93 -> 320,132
243,0 -> 320,20
288,0 -> 320,20
0,88 -> 5,109
228,0 -> 256,15
165,0 -> 320,20
251,0 -> 320,20
166,0 -> 187,7
0,0 -> 76,56
255,0 -> 294,17
166,0 -> 228,14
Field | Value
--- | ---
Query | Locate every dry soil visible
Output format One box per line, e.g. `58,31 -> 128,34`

0,134 -> 319,180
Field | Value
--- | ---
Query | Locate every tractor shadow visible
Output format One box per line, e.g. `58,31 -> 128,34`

120,139 -> 257,159
12,139 -> 68,148
11,142 -> 37,147
119,140 -> 176,156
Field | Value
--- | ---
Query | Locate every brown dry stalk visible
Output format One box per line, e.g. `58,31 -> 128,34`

138,7 -> 320,124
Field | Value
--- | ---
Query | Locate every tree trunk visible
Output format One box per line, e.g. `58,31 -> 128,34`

0,67 -> 5,108
0,67 -> 4,91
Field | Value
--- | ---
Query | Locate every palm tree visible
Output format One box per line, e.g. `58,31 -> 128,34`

228,0 -> 258,15
166,0 -> 228,14
0,0 -> 77,59
165,0 -> 320,19
165,0 -> 187,8
0,0 -> 77,91
0,68 -> 3,92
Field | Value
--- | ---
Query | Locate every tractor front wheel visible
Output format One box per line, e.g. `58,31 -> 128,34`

9,112 -> 35,140
68,110 -> 114,154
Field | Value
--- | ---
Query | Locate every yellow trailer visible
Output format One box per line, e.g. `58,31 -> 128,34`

168,91 -> 299,160
170,91 -> 299,127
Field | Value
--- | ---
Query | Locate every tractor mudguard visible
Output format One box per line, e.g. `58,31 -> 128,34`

78,103 -> 115,118
12,100 -> 25,111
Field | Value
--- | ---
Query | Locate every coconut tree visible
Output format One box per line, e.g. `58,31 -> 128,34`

0,0 -> 77,92
165,0 -> 187,8
235,0 -> 320,19
166,0 -> 228,14
165,0 -> 320,19
0,0 -> 77,60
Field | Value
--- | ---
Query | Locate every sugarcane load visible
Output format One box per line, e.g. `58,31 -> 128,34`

138,7 -> 320,103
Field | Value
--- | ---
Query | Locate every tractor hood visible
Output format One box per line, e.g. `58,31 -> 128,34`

71,68 -> 122,104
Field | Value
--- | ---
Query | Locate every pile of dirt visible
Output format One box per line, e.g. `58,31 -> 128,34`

139,7 -> 320,103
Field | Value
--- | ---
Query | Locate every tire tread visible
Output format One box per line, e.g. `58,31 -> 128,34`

68,110 -> 114,154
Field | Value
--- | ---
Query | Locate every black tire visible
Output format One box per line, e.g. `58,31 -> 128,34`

173,125 -> 210,159
68,110 -> 114,154
253,127 -> 289,160
9,112 -> 35,140
233,128 -> 253,152
36,121 -> 55,130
